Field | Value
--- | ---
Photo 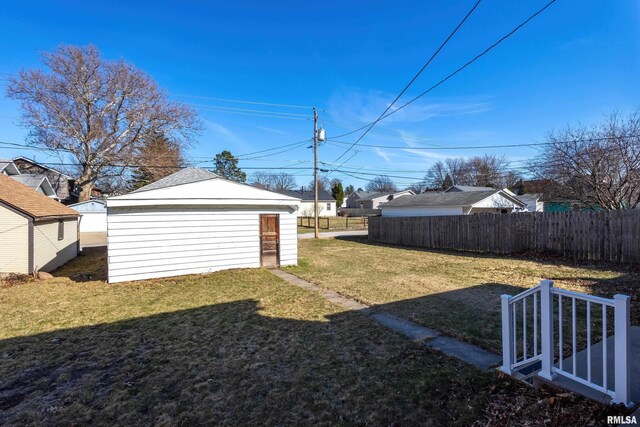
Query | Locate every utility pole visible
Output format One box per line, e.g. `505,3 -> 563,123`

313,107 -> 319,239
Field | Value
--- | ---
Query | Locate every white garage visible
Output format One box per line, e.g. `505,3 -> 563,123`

106,168 -> 300,283
70,200 -> 107,232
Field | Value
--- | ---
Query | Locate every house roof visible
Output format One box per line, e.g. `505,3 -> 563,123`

12,156 -> 72,178
0,159 -> 20,175
353,190 -> 413,201
445,185 -> 494,192
517,193 -> 543,204
108,167 -> 301,208
69,199 -> 106,212
10,174 -> 56,197
276,189 -> 335,201
0,173 -> 79,219
132,168 -> 219,193
381,190 -> 525,208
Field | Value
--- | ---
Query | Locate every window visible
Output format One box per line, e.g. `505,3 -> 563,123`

58,220 -> 64,240
326,203 -> 331,211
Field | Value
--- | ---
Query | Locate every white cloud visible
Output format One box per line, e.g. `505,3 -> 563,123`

374,147 -> 393,162
327,88 -> 491,127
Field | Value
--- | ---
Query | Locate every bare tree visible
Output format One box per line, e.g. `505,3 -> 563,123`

129,133 -> 184,190
6,45 -> 199,201
308,175 -> 330,193
423,155 -> 512,190
533,111 -> 640,210
466,155 -> 511,187
365,175 -> 398,192
249,171 -> 272,190
249,171 -> 297,191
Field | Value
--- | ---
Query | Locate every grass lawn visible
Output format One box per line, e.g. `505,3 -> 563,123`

288,238 -> 640,354
0,250 -> 625,425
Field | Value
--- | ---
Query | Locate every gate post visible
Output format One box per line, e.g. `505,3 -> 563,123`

612,294 -> 631,406
500,294 -> 514,374
538,280 -> 556,380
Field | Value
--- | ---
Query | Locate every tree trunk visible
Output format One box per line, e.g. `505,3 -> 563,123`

76,166 -> 95,202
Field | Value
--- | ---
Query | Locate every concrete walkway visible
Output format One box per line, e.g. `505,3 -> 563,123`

298,230 -> 368,239
270,269 -> 501,371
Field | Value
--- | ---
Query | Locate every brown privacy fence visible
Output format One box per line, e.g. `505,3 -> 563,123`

368,210 -> 640,263
298,216 -> 368,230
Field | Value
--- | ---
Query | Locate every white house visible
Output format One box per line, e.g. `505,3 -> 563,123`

380,189 -> 526,217
346,190 -> 414,209
70,200 -> 107,233
0,173 -> 79,275
515,193 -> 544,212
106,168 -> 301,283
276,188 -> 336,217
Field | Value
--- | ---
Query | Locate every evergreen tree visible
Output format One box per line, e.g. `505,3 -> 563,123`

214,150 -> 246,182
331,182 -> 344,207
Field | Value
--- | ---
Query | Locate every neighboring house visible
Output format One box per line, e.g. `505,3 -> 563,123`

106,168 -> 301,283
0,173 -> 79,275
346,190 -> 414,209
444,185 -> 494,192
0,159 -> 20,175
0,158 -> 59,199
70,200 -> 107,234
276,188 -> 336,217
13,156 -> 77,204
380,189 -> 526,217
516,193 -> 544,212
11,175 -> 59,200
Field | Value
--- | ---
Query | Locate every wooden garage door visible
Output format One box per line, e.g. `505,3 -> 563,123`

260,214 -> 279,268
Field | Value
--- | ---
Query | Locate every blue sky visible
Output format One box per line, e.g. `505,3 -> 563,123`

0,0 -> 638,188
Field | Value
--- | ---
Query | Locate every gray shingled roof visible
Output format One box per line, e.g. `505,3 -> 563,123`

381,190 -> 522,208
276,189 -> 335,201
445,185 -> 495,192
11,174 -> 47,189
132,168 -> 219,193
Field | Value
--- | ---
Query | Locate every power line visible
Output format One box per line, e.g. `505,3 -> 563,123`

173,94 -> 315,110
189,103 -> 311,118
194,106 -> 311,121
329,0 -> 558,162
332,0 -> 482,164
326,140 -> 550,150
327,134 -> 640,151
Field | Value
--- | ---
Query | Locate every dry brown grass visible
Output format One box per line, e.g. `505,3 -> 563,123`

289,238 -> 640,353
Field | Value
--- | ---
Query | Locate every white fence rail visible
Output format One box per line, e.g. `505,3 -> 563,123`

500,280 -> 632,406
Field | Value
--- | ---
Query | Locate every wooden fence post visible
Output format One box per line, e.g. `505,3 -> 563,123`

539,279 -> 556,380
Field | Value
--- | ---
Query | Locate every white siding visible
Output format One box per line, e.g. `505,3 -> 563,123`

78,212 -> 107,232
381,206 -> 463,217
107,206 -> 297,283
33,218 -> 78,272
299,200 -> 336,217
0,205 -> 29,274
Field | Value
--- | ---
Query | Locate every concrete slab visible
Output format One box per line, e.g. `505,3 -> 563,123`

271,269 -> 502,371
79,232 -> 107,249
550,326 -> 640,405
369,312 -> 439,340
427,336 -> 502,371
